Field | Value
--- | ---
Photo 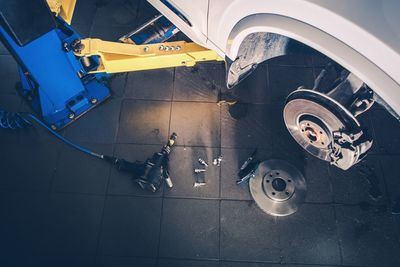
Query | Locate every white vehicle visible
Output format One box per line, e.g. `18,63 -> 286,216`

148,0 -> 400,170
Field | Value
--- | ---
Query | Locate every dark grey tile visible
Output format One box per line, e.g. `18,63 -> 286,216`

221,103 -> 274,149
158,258 -> 219,267
277,204 -> 341,265
370,109 -> 400,154
40,193 -> 104,256
0,140 -> 59,192
0,55 -> 19,94
135,0 -> 160,26
99,196 -> 162,257
64,98 -> 121,144
95,256 -> 156,267
159,198 -> 219,259
72,0 -> 98,25
267,65 -> 314,107
0,94 -> 22,146
12,255 -> 95,267
71,22 -> 92,38
0,42 -> 9,55
108,143 -> 164,197
336,205 -> 400,267
329,155 -> 387,204
125,68 -> 174,101
93,0 -> 139,27
234,63 -> 269,104
52,143 -> 113,194
0,192 -> 49,261
221,262 -> 316,267
312,52 -> 332,67
379,155 -> 400,210
302,155 -> 333,203
170,102 -> 220,147
173,63 -> 225,102
117,100 -> 171,144
268,54 -> 313,67
220,200 -> 280,262
108,73 -> 128,98
165,146 -> 220,199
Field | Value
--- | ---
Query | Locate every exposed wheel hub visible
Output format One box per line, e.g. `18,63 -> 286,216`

250,160 -> 306,216
283,72 -> 374,170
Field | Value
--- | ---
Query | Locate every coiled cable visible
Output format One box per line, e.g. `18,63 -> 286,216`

0,109 -> 32,129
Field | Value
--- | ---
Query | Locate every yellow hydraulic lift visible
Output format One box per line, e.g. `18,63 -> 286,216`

47,0 -> 222,74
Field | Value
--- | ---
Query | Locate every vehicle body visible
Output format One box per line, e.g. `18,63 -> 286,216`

148,0 -> 400,170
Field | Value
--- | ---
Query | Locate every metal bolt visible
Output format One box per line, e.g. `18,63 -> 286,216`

175,46 -> 181,51
144,46 -> 149,52
198,158 -> 208,167
68,113 -> 75,119
194,182 -> 206,187
91,98 -> 98,104
51,125 -> 57,131
194,169 -> 206,174
159,45 -> 164,51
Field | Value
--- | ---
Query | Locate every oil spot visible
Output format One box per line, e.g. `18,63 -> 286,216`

151,128 -> 160,137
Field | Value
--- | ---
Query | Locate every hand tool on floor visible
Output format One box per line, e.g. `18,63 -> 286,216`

237,149 -> 260,184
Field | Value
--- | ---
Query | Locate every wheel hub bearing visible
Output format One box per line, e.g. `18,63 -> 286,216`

249,160 -> 306,216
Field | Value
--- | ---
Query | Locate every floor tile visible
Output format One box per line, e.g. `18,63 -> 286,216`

52,143 -> 113,194
0,192 -> 49,261
158,258 -> 219,267
370,109 -> 400,154
379,155 -> 400,211
9,255 -> 95,267
336,205 -> 400,267
0,140 -> 59,192
117,99 -> 171,144
170,102 -> 220,147
277,204 -> 341,265
267,65 -> 314,107
173,62 -> 225,102
329,155 -> 387,204
95,256 -> 157,267
125,68 -> 174,101
0,55 -> 19,94
221,262 -> 316,267
108,143 -> 164,197
93,0 -> 139,27
159,198 -> 219,259
40,193 -> 104,256
64,98 -> 121,144
221,103 -> 274,149
72,0 -> 98,26
220,200 -> 280,262
165,146 -> 220,199
108,73 -> 128,98
99,196 -> 162,257
135,0 -> 160,26
0,94 -> 22,146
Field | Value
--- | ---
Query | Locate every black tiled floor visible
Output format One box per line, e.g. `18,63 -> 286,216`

170,102 -> 220,147
0,0 -> 399,266
220,200 -> 280,262
117,99 -> 171,144
125,69 -> 175,101
99,196 -> 162,258
159,198 -> 219,259
336,205 -> 400,267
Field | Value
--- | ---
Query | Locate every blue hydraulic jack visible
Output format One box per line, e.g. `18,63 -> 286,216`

0,0 -> 110,130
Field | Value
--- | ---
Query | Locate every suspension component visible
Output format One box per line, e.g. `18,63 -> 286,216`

283,69 -> 374,170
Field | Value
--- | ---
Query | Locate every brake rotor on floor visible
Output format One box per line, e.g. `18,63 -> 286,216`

249,160 -> 306,216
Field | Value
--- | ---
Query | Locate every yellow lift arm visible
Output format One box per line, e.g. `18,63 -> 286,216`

46,0 -> 222,74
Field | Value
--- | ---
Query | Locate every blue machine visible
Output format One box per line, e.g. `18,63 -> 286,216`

0,0 -> 110,130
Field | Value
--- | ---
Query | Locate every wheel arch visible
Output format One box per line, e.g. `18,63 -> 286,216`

226,13 -> 400,120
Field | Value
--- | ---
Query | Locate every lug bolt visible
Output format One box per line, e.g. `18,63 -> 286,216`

198,158 -> 208,167
194,169 -> 206,174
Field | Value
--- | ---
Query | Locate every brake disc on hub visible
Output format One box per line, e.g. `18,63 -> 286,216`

249,160 -> 306,216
